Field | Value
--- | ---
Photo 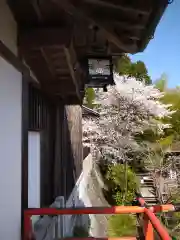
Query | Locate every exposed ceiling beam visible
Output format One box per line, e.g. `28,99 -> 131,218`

19,28 -> 72,48
61,95 -> 82,105
42,81 -> 76,95
102,20 -> 145,30
52,0 -> 137,53
43,78 -> 72,85
63,43 -> 81,100
30,0 -> 43,21
83,0 -> 150,15
127,36 -> 140,41
113,29 -> 141,41
0,40 -> 38,85
40,47 -> 57,80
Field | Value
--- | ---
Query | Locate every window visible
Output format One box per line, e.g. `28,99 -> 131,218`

29,85 -> 48,130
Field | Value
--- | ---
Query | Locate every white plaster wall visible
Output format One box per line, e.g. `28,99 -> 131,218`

0,56 -> 22,240
0,0 -> 17,55
28,132 -> 41,209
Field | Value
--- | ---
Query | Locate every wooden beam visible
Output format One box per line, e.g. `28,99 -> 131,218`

113,29 -> 141,41
102,20 -> 145,30
19,27 -> 72,48
62,95 -> 83,105
21,72 -> 29,238
63,43 -> 81,100
83,0 -> 150,15
128,36 -> 140,41
0,41 -> 25,72
40,47 -> 57,80
43,78 -> 73,86
52,0 -> 137,53
42,78 -> 76,93
30,0 -> 43,21
42,88 -> 76,97
0,40 -> 38,85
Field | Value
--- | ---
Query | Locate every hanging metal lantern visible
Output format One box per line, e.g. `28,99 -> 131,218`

83,56 -> 114,88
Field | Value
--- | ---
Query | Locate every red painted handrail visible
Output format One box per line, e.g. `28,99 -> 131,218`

138,197 -> 172,240
23,198 -> 176,240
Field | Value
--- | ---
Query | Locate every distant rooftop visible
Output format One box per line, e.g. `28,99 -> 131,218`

82,105 -> 100,117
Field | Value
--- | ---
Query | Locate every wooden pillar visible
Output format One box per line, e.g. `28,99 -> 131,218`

65,105 -> 83,178
54,100 -> 65,198
53,102 -> 83,200
21,70 -> 29,237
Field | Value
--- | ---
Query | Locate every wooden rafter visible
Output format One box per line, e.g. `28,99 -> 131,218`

40,47 -> 57,80
107,20 -> 145,30
42,80 -> 76,95
113,29 -> 141,41
19,28 -> 72,48
84,0 -> 151,15
63,43 -> 81,100
31,0 -> 43,21
51,0 -> 137,53
0,40 -> 38,85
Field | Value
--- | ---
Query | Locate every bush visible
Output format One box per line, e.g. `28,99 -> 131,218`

108,214 -> 136,237
100,163 -> 139,237
105,164 -> 139,205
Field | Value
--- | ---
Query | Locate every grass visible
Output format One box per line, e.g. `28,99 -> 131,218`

108,214 -> 137,237
99,162 -> 139,237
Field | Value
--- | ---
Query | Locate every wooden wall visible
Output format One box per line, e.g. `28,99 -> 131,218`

29,84 -> 83,205
53,102 -> 83,201
65,105 -> 83,178
40,102 -> 55,207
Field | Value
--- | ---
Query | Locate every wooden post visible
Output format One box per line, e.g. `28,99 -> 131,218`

144,214 -> 154,240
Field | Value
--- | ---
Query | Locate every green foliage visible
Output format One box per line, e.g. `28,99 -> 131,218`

115,55 -> 151,85
154,73 -> 168,92
157,135 -> 174,149
100,163 -> 138,238
135,75 -> 180,153
171,193 -> 180,219
108,214 -> 136,237
116,55 -> 132,76
143,149 -> 164,171
135,128 -> 162,143
105,164 -> 139,205
155,77 -> 180,141
162,92 -> 180,141
84,88 -> 96,108
166,193 -> 180,239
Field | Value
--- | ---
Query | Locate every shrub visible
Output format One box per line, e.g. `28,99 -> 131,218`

105,164 -> 139,205
100,163 -> 139,237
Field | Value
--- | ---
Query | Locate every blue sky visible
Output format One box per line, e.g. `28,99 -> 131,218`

130,1 -> 179,88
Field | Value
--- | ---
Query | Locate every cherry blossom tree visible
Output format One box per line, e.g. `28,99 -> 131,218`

83,74 -> 174,163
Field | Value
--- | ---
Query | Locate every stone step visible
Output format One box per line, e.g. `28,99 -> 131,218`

144,199 -> 157,202
140,184 -> 154,186
141,182 -> 154,186
140,184 -> 154,188
143,197 -> 157,199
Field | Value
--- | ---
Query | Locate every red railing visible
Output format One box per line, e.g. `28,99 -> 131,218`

24,197 -> 179,240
